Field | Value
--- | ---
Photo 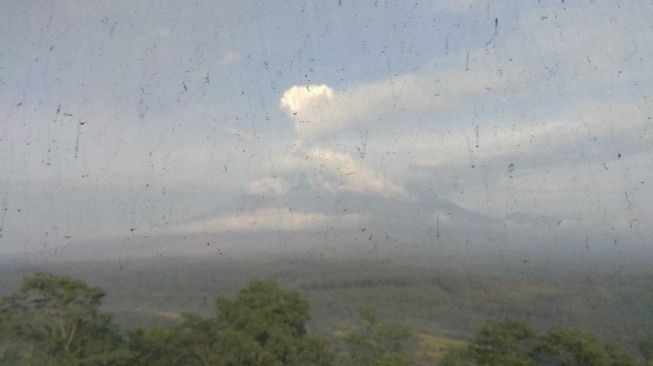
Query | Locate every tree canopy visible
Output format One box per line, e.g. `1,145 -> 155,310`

0,272 -> 647,366
0,272 -> 130,365
441,319 -> 637,366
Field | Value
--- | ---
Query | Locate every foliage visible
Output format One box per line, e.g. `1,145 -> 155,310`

128,314 -> 221,366
127,279 -> 331,366
339,305 -> 415,366
441,319 -> 638,366
534,327 -> 636,366
216,280 -> 332,366
441,319 -> 537,366
639,335 -> 653,365
0,272 -> 649,366
0,272 -> 130,365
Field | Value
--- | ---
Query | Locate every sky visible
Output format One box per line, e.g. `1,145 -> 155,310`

0,0 -> 652,262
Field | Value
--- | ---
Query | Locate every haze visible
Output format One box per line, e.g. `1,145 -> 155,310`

1,0 -> 651,267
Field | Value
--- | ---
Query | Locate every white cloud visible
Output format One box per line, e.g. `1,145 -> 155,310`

267,0 -> 653,224
167,207 -> 366,234
305,148 -> 406,198
275,71 -> 499,197
278,1 -> 652,144
279,69 -> 502,140
264,146 -> 407,198
245,177 -> 289,196
406,102 -> 652,170
280,84 -> 334,115
267,82 -> 413,198
279,84 -> 343,140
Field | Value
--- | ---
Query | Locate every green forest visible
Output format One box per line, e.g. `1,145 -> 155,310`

1,271 -> 653,366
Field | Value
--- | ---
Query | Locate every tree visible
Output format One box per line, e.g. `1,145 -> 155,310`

533,328 -> 636,366
441,319 -> 536,366
215,280 -> 332,366
127,279 -> 331,366
128,314 -> 221,366
339,306 -> 415,366
639,335 -> 653,366
0,272 -> 130,366
441,319 -> 637,366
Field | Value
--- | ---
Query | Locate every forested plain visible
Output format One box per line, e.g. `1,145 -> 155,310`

1,256 -> 652,365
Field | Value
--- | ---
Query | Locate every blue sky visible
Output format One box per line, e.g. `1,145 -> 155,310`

0,0 -> 652,260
